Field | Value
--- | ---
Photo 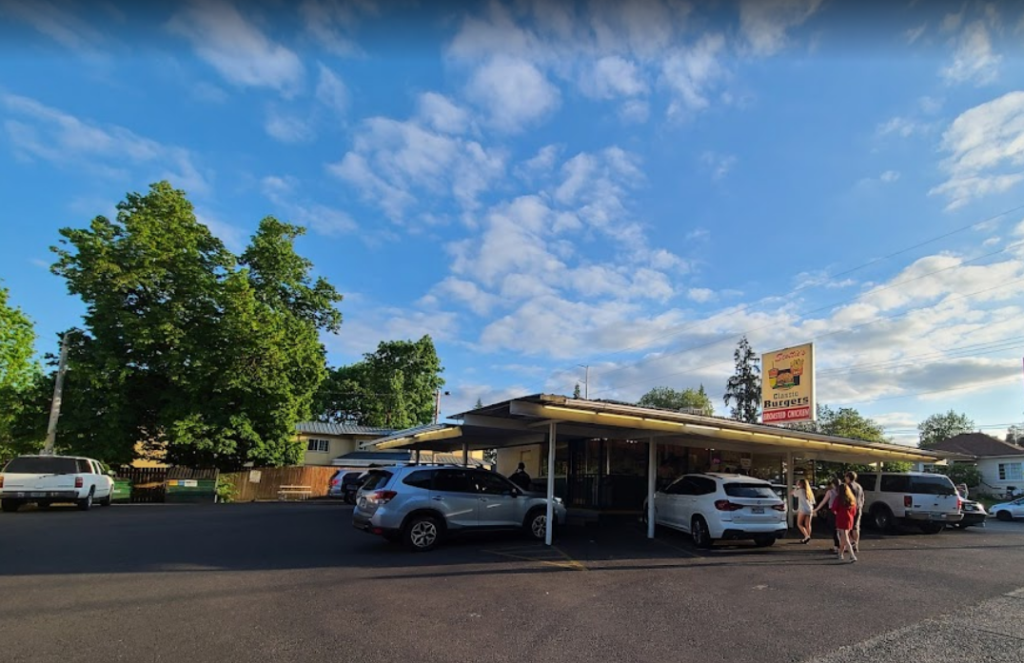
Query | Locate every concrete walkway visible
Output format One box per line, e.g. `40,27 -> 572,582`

806,587 -> 1024,662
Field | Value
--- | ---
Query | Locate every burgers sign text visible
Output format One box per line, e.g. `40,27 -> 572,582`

761,343 -> 816,424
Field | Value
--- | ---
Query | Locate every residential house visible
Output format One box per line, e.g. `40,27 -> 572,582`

927,433 -> 1024,494
296,422 -> 395,466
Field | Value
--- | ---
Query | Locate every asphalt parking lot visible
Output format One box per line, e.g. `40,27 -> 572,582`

1,503 -> 1022,663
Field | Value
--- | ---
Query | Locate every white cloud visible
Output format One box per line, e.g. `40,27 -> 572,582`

919,96 -> 944,115
167,0 -> 305,96
702,151 -> 737,180
941,20 -> 1001,86
931,91 -> 1024,210
259,174 -> 357,237
0,0 -> 104,51
465,55 -> 560,132
299,0 -> 375,56
264,109 -> 314,143
619,99 -> 650,123
192,82 -> 229,104
328,112 -> 505,223
430,277 -> 503,316
315,63 -> 348,116
661,33 -> 727,116
1,93 -> 209,195
877,116 -> 929,138
581,55 -> 648,99
739,0 -> 823,56
195,209 -> 248,252
688,288 -> 715,303
905,25 -> 926,44
416,92 -> 470,135
880,170 -> 901,183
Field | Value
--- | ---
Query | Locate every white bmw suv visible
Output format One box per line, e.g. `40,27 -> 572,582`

646,473 -> 787,548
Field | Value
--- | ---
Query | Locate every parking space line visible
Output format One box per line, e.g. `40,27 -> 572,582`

480,545 -> 587,571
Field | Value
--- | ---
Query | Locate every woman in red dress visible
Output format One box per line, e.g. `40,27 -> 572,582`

831,485 -> 858,563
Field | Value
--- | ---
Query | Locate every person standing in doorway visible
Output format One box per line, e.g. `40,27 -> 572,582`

509,462 -> 532,491
844,471 -> 865,553
792,479 -> 815,544
832,483 -> 858,563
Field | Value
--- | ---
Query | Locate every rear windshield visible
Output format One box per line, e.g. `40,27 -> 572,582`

910,475 -> 956,496
2,456 -> 82,474
360,470 -> 393,491
724,483 -> 777,499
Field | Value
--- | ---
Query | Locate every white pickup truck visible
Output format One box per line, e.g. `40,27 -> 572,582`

0,455 -> 115,512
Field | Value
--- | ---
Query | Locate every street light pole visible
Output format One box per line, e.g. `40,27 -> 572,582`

578,364 -> 589,399
42,332 -> 73,456
434,390 -> 450,424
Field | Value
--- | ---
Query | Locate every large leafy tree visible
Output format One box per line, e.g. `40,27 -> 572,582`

638,385 -> 713,415
723,336 -> 761,423
0,283 -> 40,461
918,410 -> 974,449
312,336 -> 444,429
50,182 -> 342,469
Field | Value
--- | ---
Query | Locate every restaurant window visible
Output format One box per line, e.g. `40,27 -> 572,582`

306,438 -> 330,453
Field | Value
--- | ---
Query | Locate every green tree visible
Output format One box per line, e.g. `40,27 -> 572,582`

312,336 -> 445,429
50,182 -> 342,469
918,410 -> 975,449
936,463 -> 983,489
1006,424 -> 1023,445
474,397 -> 484,409
723,336 -> 761,423
0,284 -> 40,461
573,383 -> 581,399
638,385 -> 713,415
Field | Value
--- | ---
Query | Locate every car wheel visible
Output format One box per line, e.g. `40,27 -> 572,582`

996,510 -> 1013,522
344,493 -> 356,505
77,490 -> 94,512
871,505 -> 895,533
100,491 -> 112,507
1,499 -> 21,513
919,522 -> 944,535
525,509 -> 550,541
691,516 -> 713,549
403,515 -> 441,552
753,535 -> 775,547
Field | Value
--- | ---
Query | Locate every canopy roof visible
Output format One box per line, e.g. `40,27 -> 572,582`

362,394 -> 969,465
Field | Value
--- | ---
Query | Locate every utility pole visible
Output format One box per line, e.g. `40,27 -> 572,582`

42,332 -> 72,455
578,364 -> 589,399
434,390 -> 450,424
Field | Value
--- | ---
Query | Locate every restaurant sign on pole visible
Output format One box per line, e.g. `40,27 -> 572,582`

761,343 -> 815,424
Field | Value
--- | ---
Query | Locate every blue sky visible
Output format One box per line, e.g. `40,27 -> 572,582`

1,0 -> 1023,444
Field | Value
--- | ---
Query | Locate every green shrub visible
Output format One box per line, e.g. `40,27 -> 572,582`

215,475 -> 237,503
936,463 -> 982,489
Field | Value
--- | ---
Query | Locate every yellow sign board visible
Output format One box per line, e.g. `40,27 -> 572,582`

761,343 -> 815,424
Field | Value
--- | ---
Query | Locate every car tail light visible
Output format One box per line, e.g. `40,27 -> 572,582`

330,479 -> 339,486
957,498 -> 963,511
75,477 -> 84,489
904,495 -> 912,508
771,504 -> 786,512
714,500 -> 743,512
368,490 -> 397,504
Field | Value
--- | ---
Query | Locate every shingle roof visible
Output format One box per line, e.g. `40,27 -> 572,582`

296,422 -> 396,436
929,433 -> 1024,458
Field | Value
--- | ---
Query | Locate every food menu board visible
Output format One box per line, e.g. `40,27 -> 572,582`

761,343 -> 815,424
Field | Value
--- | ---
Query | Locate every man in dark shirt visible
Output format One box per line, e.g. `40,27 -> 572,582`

509,462 -> 532,491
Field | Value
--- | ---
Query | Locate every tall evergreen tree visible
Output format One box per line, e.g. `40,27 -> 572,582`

723,336 -> 761,423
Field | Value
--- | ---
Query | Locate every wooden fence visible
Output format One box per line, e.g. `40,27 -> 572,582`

220,466 -> 340,502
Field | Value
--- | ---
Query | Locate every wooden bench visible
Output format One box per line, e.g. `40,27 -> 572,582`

277,485 -> 313,501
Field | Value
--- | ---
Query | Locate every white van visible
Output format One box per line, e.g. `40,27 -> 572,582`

858,472 -> 962,534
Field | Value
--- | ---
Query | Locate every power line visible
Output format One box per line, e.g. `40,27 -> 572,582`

590,274 -> 1024,396
576,202 -> 1024,363
816,338 -> 1024,378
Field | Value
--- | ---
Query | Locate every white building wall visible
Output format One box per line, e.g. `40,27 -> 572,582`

978,456 -> 1024,493
497,444 -> 542,477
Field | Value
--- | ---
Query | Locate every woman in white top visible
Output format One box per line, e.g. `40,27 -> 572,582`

792,479 -> 815,544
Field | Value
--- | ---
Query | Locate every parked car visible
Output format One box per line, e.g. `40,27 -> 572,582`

0,455 -> 115,512
858,472 -> 962,534
328,470 -> 367,503
644,473 -> 787,548
955,498 -> 988,528
988,496 -> 1024,522
352,465 -> 567,552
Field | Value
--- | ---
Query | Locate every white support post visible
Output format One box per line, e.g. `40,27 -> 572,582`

545,421 -> 557,546
647,437 -> 656,539
785,452 -> 795,530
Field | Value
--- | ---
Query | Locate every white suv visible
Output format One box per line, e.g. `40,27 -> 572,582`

646,473 -> 787,548
0,455 -> 115,512
858,472 -> 962,534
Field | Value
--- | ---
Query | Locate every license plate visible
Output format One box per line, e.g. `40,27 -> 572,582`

751,507 -> 764,514
30,492 -> 46,498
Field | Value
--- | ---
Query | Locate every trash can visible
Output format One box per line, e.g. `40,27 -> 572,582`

164,479 -> 217,503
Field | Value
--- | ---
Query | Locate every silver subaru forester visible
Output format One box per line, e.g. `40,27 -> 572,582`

352,465 -> 567,551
